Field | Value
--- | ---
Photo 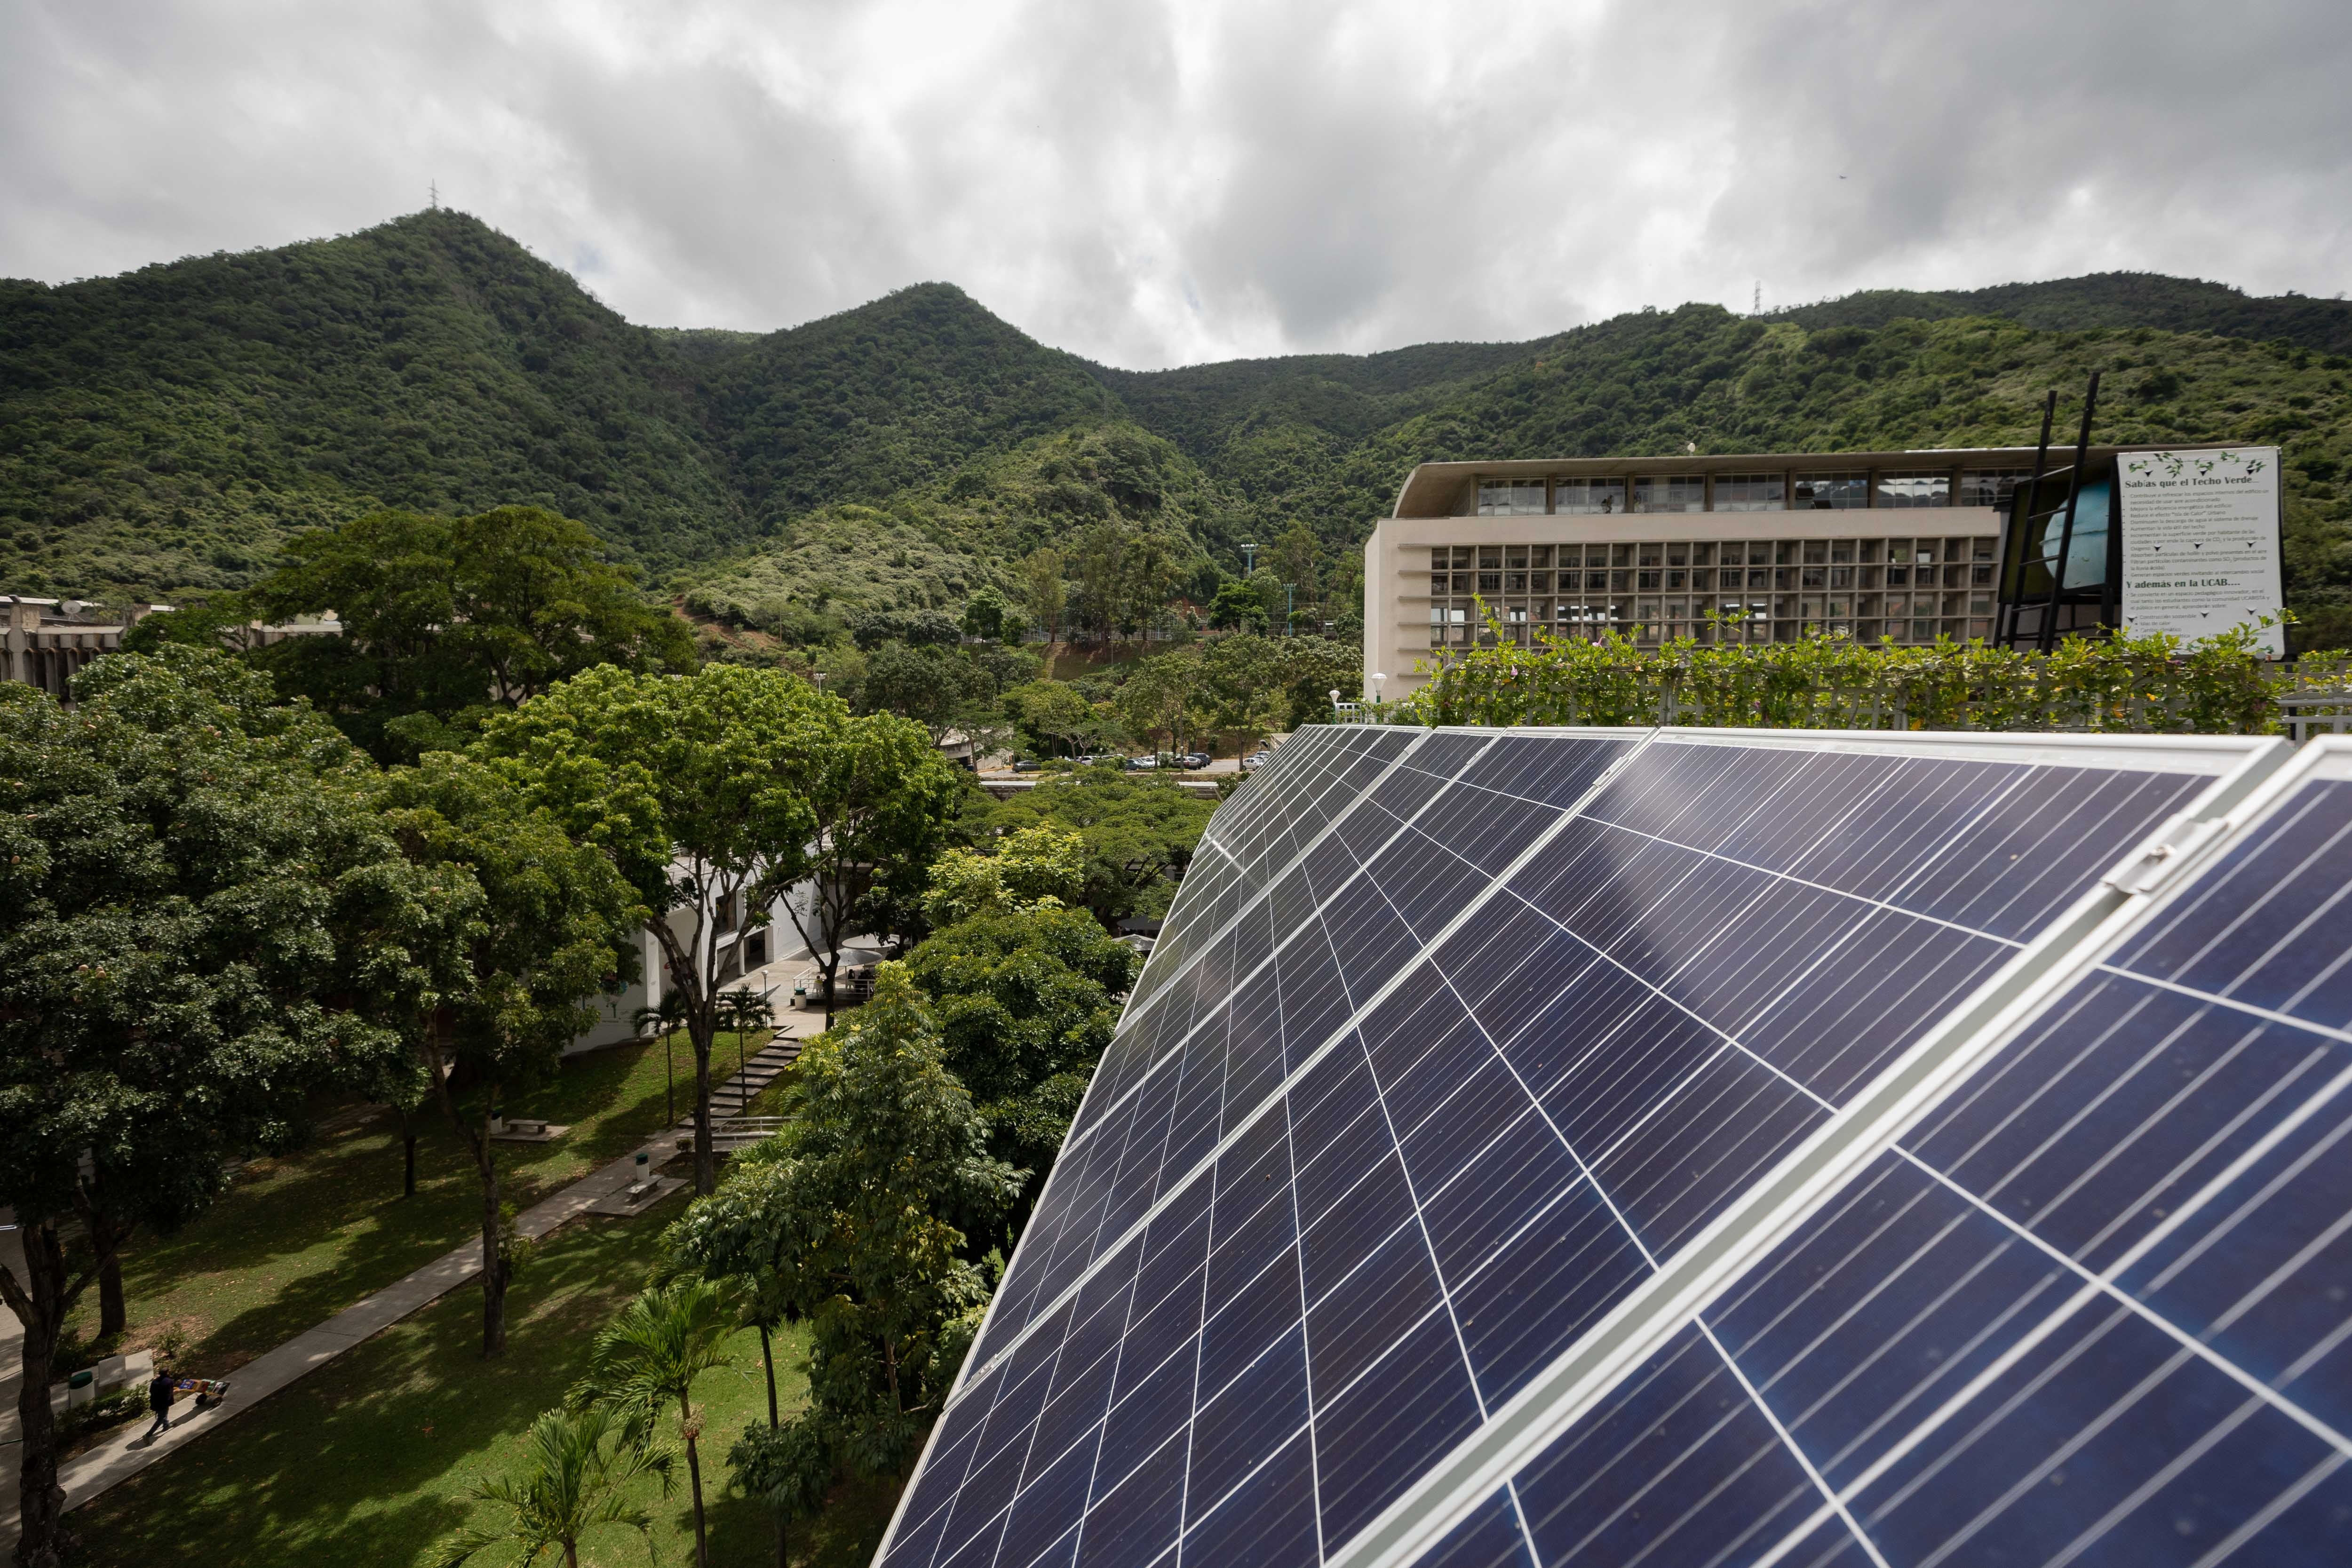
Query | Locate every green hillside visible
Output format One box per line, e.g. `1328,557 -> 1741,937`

1773,272 -> 2352,356
3,210 -> 2347,648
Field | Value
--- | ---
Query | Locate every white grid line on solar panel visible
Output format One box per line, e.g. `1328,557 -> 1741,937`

1119,730 -> 1478,1032
997,729 -> 1449,1335
1727,1019 -> 2352,1552
1129,727 -> 1343,967
1129,729 -> 1428,1015
1124,738 -> 1405,1024
960,738 -> 2201,1439
1317,743 -> 2286,1568
922,738 -> 2117,1568
936,735 -> 1653,1412
1547,767 -> 2352,1568
1126,725 -> 1624,1033
903,738 -> 2277,1568
1073,733 -> 1640,1163
964,733 -> 1646,1363
1098,733 -> 1474,1108
1070,735 -> 1506,1156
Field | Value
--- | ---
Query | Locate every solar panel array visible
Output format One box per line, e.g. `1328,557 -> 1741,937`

877,726 -> 2352,1568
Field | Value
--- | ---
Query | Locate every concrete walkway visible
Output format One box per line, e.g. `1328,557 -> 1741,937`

1,1016 -> 819,1548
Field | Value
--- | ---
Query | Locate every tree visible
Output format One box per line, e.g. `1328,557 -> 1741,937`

1001,680 -> 1096,758
1208,580 -> 1271,633
244,506 -> 695,761
632,991 -> 689,1127
860,641 -> 989,742
980,770 -> 1217,926
570,1279 -> 738,1568
665,968 -> 1018,1492
920,823 -> 1089,927
1270,518 -> 1323,630
433,1405 -> 672,1568
760,711 -> 964,1025
1117,649 -> 1202,758
0,647 -> 459,1567
961,586 -> 1009,642
901,896 -> 1137,1242
375,752 -> 644,1356
716,986 -> 776,1088
1019,548 -> 1065,644
478,664 -> 834,1195
1071,524 -> 1128,645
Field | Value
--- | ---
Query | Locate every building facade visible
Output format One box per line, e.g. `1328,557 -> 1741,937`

1,596 -> 167,698
1361,448 -> 2137,699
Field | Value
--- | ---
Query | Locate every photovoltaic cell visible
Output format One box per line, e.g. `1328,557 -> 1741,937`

1484,756 -> 2352,1568
876,728 -> 2274,1568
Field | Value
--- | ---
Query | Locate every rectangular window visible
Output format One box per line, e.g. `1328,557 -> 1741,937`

1531,545 -> 1553,567
1479,546 -> 1502,568
1633,475 -> 1706,513
1477,479 -> 1547,515
1712,474 -> 1785,511
1792,472 -> 1869,509
1875,471 -> 1951,508
1959,469 -> 2034,509
1505,547 -> 1528,569
1555,478 -> 1627,515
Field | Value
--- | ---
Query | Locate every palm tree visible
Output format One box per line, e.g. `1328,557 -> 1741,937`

717,986 -> 776,1093
433,1405 -> 670,1568
632,991 -> 688,1127
571,1280 -> 738,1568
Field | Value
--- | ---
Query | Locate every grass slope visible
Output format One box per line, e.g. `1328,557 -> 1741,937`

65,1035 -> 747,1381
70,1204 -> 900,1568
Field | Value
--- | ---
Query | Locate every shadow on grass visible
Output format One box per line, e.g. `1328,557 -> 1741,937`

69,1204 -> 688,1568
80,1042 -> 694,1377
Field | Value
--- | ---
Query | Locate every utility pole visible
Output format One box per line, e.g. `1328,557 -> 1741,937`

430,180 -> 439,210
1752,280 -> 1761,315
1284,582 -> 1295,636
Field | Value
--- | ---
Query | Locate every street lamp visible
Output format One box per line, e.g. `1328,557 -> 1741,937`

1283,582 -> 1295,635
1241,542 -> 1257,576
1372,672 -> 1387,710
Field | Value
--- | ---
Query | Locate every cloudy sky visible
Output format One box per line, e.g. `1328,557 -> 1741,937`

4,0 -> 2348,369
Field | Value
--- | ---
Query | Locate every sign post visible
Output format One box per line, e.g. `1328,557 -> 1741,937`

2116,447 -> 2286,658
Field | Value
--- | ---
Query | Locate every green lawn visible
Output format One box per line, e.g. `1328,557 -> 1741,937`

70,1200 -> 905,1568
69,1033 -> 771,1380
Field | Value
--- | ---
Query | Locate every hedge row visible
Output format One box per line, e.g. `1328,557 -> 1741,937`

1387,620 -> 2351,735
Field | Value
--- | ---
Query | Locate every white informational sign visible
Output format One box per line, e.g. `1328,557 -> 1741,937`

2117,447 -> 2286,658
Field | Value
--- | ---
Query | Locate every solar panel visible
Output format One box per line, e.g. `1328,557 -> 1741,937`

875,725 -> 2295,1568
1414,737 -> 2352,1568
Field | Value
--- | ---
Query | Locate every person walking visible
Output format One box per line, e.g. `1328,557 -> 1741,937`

144,1366 -> 175,1442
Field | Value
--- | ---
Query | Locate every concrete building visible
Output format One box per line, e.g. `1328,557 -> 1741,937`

2,594 -> 347,701
1,596 -> 170,699
1361,447 -> 2137,700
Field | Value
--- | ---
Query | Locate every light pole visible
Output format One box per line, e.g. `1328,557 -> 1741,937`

1284,582 -> 1295,636
1372,672 -> 1387,713
1241,542 -> 1257,576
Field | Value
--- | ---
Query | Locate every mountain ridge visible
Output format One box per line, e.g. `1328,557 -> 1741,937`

3,210 -> 2347,648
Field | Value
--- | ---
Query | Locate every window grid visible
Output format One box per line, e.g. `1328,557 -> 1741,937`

1424,539 -> 1999,650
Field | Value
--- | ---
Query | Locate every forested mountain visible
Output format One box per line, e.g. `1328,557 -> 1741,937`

1771,273 -> 2352,356
3,209 -> 2347,647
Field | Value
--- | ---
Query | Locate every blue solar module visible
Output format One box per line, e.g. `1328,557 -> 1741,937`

1417,742 -> 2351,1568
874,727 -> 2288,1568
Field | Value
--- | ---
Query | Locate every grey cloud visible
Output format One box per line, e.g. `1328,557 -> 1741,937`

3,0 -> 2346,369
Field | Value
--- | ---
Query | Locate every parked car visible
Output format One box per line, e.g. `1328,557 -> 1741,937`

1125,754 -> 1159,770
1242,749 -> 1273,771
1179,752 -> 1212,770
1012,758 -> 1043,773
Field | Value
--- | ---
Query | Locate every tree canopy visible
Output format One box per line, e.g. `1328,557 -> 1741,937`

0,646 -> 462,1564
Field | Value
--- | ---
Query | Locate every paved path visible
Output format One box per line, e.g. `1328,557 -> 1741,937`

0,1017 -> 819,1547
